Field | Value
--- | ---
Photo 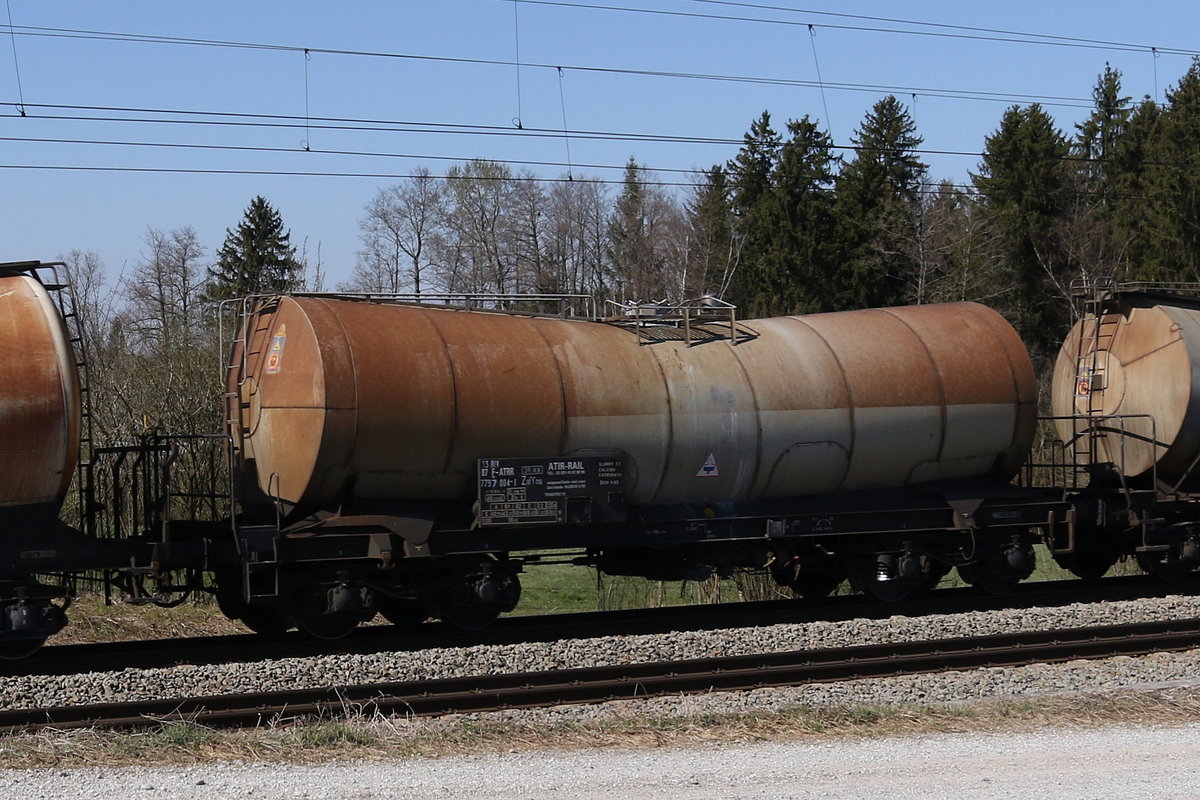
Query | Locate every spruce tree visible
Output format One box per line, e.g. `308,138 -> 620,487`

1127,60 -> 1200,282
1075,64 -> 1131,209
1109,99 -> 1162,282
687,166 -> 738,297
207,196 -> 303,299
757,117 -> 839,314
726,112 -> 782,313
973,104 -> 1070,353
834,96 -> 928,310
724,112 -> 838,317
1064,66 -> 1134,287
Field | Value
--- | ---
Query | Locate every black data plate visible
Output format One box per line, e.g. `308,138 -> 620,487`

477,456 -> 627,527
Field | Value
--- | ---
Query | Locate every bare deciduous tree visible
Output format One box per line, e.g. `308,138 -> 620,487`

353,168 -> 444,293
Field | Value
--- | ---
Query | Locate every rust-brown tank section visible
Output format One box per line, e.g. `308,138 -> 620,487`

1053,301 -> 1200,481
229,298 -> 1036,512
0,274 -> 81,508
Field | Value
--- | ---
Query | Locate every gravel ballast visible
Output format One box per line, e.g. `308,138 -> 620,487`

4,594 -> 1200,720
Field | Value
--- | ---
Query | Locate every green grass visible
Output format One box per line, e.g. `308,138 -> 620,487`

513,554 -> 786,616
512,560 -> 601,615
514,542 -> 1103,618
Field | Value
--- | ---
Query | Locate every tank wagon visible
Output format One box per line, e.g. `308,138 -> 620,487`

215,294 -> 1059,636
12,259 -> 1200,655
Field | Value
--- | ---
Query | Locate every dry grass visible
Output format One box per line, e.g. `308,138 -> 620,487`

4,689 -> 1200,769
51,595 -> 245,645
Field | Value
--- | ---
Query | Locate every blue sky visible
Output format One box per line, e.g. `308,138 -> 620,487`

2,1 -> 1196,288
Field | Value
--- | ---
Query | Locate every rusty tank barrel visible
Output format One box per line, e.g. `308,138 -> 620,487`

229,298 -> 1036,513
0,273 -> 81,510
1053,298 -> 1200,483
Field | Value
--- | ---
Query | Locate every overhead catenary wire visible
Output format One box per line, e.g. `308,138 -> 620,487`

1,11 -> 1193,194
3,0 -> 25,115
512,0 -> 524,128
2,22 -> 1103,112
806,24 -> 833,137
506,0 -> 1199,57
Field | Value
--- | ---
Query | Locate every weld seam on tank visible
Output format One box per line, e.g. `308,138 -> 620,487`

1160,306 -> 1200,479
318,296 -> 361,425
725,329 -> 766,500
525,317 -> 571,456
423,307 -> 462,476
882,308 -> 949,466
643,330 -> 678,505
964,302 -> 1032,460
781,314 -> 855,495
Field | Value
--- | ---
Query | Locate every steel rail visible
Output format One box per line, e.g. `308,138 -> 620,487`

6,574 -> 1196,678
4,617 -> 1200,733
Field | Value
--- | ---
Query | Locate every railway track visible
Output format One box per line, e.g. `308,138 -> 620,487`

4,616 -> 1200,733
4,574 -> 1198,678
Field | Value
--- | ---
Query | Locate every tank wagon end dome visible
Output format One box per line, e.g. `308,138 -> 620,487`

0,274 -> 82,509
1053,300 -> 1200,482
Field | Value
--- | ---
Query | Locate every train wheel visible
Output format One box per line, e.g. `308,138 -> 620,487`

433,598 -> 502,631
1136,551 -> 1196,582
789,570 -> 845,600
0,637 -> 46,660
849,553 -> 936,602
1054,549 -> 1120,581
293,609 -> 361,640
377,596 -> 429,626
433,568 -> 521,631
290,578 -> 373,641
216,575 -> 293,634
238,605 -> 292,635
958,542 -> 1035,595
771,554 -> 845,599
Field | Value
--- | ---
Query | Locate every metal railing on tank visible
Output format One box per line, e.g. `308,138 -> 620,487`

290,291 -> 596,318
87,434 -> 233,539
1022,413 -> 1159,504
602,296 -> 752,346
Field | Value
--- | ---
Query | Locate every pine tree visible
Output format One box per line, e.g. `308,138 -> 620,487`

724,112 -> 838,317
834,96 -> 928,310
206,196 -> 303,299
686,166 -> 739,297
1126,60 -> 1200,281
756,117 -> 839,314
973,104 -> 1071,353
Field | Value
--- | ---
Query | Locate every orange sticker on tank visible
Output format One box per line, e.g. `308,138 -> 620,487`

265,324 -> 286,374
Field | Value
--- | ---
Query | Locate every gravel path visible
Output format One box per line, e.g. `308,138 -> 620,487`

4,723 -> 1199,799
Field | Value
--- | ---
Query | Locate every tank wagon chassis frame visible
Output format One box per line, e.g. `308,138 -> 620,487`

204,474 -> 1071,634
